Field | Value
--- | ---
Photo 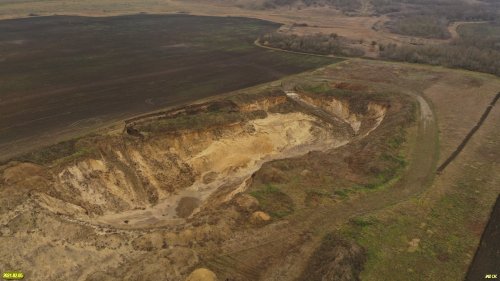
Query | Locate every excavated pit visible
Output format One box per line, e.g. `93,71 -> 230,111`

30,93 -> 388,229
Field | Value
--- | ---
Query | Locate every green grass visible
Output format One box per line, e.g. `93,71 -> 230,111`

334,189 -> 351,198
249,184 -> 295,218
13,137 -> 96,165
305,190 -> 335,206
387,128 -> 406,149
357,126 -> 409,191
350,216 -> 377,228
138,110 -> 267,133
339,162 -> 498,281
299,82 -> 350,96
53,147 -> 97,166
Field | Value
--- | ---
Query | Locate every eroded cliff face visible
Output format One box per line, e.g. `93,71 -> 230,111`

300,94 -> 387,136
238,95 -> 288,112
2,93 -> 388,228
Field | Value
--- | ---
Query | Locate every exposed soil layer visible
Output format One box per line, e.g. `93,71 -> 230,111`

176,197 -> 201,218
0,14 -> 338,161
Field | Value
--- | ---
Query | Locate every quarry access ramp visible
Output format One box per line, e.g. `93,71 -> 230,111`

285,91 -> 356,137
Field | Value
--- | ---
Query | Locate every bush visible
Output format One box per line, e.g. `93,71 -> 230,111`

249,184 -> 295,218
300,233 -> 367,281
380,43 -> 500,76
260,32 -> 365,57
387,15 -> 450,39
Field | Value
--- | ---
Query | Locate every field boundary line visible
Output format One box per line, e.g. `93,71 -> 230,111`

436,92 -> 500,174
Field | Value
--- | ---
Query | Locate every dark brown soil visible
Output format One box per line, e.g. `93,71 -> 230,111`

176,197 -> 201,218
0,14 -> 338,161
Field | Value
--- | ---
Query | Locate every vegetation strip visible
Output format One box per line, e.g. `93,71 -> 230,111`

436,92 -> 500,174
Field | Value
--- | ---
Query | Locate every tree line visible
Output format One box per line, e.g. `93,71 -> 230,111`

379,43 -> 500,76
259,32 -> 365,57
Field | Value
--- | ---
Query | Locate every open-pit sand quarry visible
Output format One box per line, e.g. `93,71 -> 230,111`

34,92 -> 386,229
0,85 -> 390,280
92,112 -> 346,228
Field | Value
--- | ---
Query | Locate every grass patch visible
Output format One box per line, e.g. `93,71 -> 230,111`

359,159 -> 406,191
339,163 -> 498,280
350,216 -> 378,228
334,189 -> 352,198
305,190 -> 335,207
357,128 -> 408,191
53,146 -> 98,166
299,233 -> 367,281
387,128 -> 406,149
299,82 -> 335,94
249,184 -> 295,218
137,110 -> 267,133
13,137 -> 97,165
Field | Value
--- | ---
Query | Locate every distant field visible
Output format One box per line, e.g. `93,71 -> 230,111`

0,14 -> 338,160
